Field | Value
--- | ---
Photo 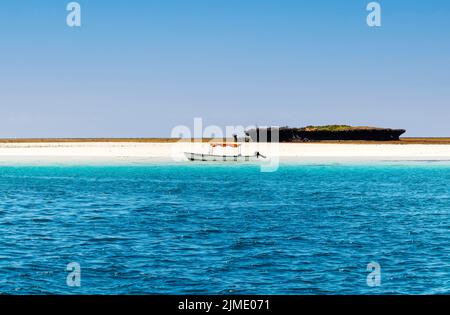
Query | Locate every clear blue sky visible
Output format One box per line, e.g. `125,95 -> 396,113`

0,0 -> 449,137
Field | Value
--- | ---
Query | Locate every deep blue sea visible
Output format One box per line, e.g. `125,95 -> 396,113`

0,161 -> 449,294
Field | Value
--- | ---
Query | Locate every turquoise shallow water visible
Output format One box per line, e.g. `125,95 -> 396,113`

0,162 -> 449,294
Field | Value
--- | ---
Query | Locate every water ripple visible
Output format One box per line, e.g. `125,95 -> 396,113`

0,164 -> 449,294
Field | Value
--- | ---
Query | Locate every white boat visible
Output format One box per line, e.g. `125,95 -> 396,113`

184,143 -> 265,162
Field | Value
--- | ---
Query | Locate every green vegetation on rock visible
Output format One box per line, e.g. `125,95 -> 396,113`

301,125 -> 389,132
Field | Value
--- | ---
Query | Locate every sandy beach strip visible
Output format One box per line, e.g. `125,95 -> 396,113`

0,142 -> 450,161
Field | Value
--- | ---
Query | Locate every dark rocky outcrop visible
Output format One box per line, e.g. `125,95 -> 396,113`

246,125 -> 406,142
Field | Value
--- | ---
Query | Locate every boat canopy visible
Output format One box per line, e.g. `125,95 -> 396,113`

209,143 -> 241,148
208,142 -> 242,155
